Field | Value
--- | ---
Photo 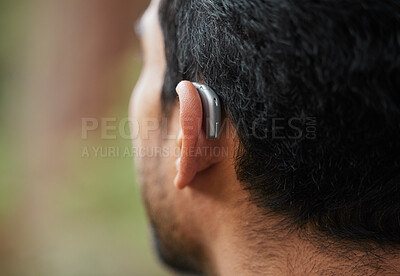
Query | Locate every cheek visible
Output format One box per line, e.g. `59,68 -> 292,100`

130,71 -> 160,122
129,63 -> 165,154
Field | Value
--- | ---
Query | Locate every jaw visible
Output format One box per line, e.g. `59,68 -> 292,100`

141,172 -> 206,274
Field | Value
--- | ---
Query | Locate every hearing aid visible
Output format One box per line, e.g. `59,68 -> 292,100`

192,82 -> 221,140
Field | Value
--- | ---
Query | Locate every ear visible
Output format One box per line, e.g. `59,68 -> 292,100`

174,81 -> 223,189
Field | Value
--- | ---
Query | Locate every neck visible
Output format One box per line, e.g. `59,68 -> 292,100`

206,205 -> 400,276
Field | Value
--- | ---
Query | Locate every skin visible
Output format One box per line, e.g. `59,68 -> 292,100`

129,1 -> 400,275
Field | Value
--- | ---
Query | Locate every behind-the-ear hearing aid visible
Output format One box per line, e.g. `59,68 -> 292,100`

192,82 -> 221,140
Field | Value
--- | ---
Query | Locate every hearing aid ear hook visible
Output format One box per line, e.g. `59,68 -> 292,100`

192,82 -> 221,140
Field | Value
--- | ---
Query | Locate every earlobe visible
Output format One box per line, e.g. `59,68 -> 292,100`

174,81 -> 223,190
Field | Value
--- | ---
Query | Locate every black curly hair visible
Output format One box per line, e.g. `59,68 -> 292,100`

159,0 -> 400,245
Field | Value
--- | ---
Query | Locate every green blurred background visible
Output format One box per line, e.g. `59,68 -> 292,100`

0,0 -> 172,275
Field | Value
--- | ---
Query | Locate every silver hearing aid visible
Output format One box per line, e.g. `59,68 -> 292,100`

192,82 -> 221,140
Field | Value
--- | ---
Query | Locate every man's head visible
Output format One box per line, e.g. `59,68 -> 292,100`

130,0 -> 400,274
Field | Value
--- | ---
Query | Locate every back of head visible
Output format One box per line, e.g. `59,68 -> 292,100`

159,0 -> 400,250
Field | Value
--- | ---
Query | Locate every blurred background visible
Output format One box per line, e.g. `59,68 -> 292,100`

0,0 -> 172,275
